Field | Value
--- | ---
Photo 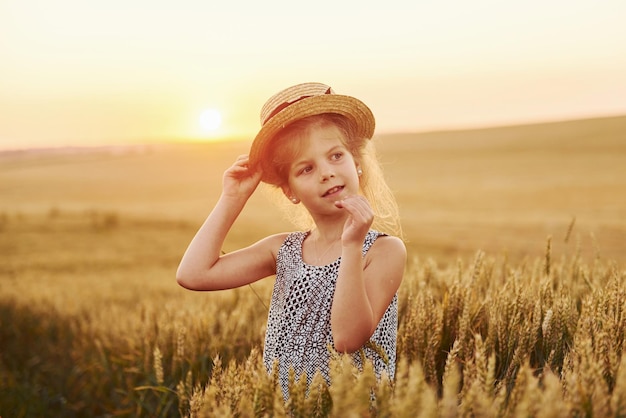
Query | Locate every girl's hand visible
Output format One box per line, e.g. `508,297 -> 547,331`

222,155 -> 262,201
334,195 -> 374,246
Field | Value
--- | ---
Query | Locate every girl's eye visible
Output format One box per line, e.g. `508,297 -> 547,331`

331,152 -> 343,160
299,166 -> 312,175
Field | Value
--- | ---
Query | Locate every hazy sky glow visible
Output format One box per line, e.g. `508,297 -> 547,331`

1,0 -> 625,149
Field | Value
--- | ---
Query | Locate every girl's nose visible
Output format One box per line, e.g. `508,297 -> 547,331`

320,169 -> 335,182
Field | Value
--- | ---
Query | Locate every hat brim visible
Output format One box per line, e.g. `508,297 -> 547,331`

249,94 -> 375,184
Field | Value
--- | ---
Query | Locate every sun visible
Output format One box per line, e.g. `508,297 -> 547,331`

199,108 -> 222,133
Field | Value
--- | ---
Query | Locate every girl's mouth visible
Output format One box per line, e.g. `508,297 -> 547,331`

323,185 -> 344,197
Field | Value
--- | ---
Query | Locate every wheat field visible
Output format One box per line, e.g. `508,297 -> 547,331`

1,115 -> 625,416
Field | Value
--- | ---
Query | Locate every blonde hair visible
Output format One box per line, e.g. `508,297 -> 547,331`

260,114 -> 403,238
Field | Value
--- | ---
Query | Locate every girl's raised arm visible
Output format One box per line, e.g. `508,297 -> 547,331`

176,155 -> 279,291
330,195 -> 406,353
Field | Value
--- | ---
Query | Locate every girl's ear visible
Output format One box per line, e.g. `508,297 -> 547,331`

355,161 -> 363,177
281,184 -> 291,198
281,185 -> 299,204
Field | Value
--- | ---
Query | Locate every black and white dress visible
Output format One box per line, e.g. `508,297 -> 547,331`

262,230 -> 398,399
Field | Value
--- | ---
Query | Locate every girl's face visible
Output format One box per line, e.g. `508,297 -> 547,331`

281,124 -> 361,217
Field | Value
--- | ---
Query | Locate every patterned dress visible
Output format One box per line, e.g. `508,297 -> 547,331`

263,230 -> 398,399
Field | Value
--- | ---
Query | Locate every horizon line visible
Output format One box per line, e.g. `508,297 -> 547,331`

1,112 -> 624,154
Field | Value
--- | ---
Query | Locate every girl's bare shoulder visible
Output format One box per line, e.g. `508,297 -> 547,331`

256,232 -> 292,255
368,234 -> 407,264
374,234 -> 406,252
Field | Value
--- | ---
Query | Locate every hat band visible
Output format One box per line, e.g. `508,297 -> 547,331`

262,87 -> 332,125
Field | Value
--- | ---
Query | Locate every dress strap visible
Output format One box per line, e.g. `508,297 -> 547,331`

362,230 -> 387,257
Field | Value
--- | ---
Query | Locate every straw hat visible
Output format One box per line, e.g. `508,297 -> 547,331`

249,82 -> 375,184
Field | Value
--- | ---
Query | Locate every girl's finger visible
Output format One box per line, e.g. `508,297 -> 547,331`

337,196 -> 371,216
337,199 -> 373,229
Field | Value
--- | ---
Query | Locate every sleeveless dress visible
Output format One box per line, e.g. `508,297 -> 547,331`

262,230 -> 398,399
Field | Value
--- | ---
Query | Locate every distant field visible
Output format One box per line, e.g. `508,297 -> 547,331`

2,115 -> 625,416
1,114 -> 625,264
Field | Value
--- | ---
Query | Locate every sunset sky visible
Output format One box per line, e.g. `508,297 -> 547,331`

1,0 -> 625,150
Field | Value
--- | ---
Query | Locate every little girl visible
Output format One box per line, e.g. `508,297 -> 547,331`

176,82 -> 406,399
